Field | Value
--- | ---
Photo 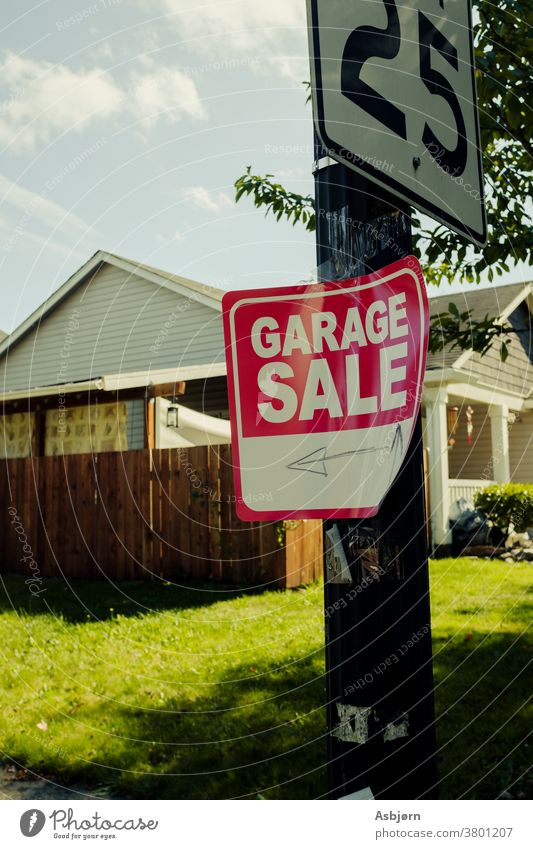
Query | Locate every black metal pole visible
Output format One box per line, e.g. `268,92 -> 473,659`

314,141 -> 438,800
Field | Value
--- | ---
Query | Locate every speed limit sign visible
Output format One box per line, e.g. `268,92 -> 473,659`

307,0 -> 486,245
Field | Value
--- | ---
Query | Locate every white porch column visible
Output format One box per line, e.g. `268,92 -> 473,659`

489,404 -> 511,483
424,387 -> 451,547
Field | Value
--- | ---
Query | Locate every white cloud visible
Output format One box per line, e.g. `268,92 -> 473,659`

182,185 -> 233,214
276,167 -> 308,179
266,55 -> 309,83
0,173 -> 96,265
128,69 -> 207,124
158,0 -> 305,51
0,52 -> 206,153
0,221 -> 89,260
0,173 -> 91,236
151,0 -> 308,84
0,52 -> 122,151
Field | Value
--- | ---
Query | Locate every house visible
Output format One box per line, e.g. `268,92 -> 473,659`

1,250 -> 531,559
0,252 -> 323,587
0,250 -> 230,457
423,282 -> 533,549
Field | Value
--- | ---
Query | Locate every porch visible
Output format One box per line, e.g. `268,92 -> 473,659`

424,378 -> 533,549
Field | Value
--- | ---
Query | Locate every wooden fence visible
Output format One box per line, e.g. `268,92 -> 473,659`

0,447 -> 323,588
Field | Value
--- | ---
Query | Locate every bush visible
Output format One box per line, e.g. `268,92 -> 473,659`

474,483 -> 533,535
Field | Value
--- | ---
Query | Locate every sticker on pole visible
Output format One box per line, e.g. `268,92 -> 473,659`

222,257 -> 429,521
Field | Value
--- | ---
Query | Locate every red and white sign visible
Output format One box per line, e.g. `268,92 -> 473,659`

222,257 -> 429,521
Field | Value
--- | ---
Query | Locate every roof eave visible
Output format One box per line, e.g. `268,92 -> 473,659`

0,250 -> 107,360
424,366 -> 529,408
99,252 -> 223,312
0,363 -> 228,402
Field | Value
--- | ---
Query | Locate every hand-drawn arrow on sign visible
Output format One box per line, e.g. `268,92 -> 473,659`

286,424 -> 403,479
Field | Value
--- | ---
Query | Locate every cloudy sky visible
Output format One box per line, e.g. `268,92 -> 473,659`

0,1 -> 529,333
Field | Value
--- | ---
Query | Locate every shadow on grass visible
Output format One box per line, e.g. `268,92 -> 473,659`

4,652 -> 328,800
0,575 -> 263,623
5,629 -> 531,800
433,630 -> 532,800
2,575 -> 530,800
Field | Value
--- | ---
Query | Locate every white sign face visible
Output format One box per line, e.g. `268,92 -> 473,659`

307,0 -> 486,245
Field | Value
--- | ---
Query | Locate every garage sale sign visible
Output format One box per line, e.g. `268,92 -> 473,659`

222,257 -> 429,521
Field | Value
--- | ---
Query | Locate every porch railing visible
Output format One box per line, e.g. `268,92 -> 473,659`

449,478 -> 495,507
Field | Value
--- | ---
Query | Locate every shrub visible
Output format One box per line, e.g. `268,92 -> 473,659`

474,483 -> 533,535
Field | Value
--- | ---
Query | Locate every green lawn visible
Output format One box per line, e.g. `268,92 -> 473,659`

0,558 -> 530,799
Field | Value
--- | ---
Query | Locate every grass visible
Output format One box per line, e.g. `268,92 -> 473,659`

0,558 -> 530,799
430,558 -> 531,799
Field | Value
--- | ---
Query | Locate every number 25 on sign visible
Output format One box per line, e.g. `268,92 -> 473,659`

307,0 -> 486,244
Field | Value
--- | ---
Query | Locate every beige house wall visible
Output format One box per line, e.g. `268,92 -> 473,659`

447,404 -> 492,480
426,403 -> 533,484
509,411 -> 533,483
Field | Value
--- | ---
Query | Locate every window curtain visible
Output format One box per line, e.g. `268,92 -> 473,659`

45,402 -> 128,455
0,412 -> 36,458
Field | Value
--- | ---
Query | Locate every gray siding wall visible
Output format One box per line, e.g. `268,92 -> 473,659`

464,338 -> 532,398
0,263 -> 225,392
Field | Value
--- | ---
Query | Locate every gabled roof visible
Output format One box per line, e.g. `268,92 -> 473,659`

2,249 -> 531,385
104,251 -> 223,306
0,250 -> 223,359
427,281 -> 533,370
429,282 -> 530,323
